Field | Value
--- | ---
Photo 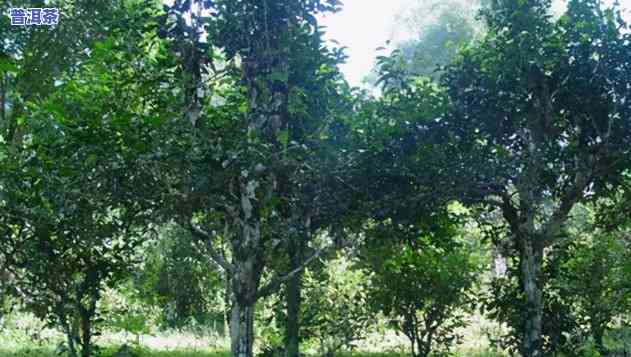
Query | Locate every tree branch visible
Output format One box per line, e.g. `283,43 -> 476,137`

541,170 -> 591,245
256,243 -> 330,299
500,190 -> 520,233
189,223 -> 234,273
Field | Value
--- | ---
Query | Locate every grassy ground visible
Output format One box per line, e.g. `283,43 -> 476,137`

0,311 -> 508,357
0,347 -> 232,357
0,321 -> 508,357
0,348 -> 506,357
2,313 -> 629,356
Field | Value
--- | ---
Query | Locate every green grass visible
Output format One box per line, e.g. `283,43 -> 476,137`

0,347 -> 510,357
0,346 -> 231,357
328,350 -> 507,357
0,348 -> 56,357
128,350 -> 230,357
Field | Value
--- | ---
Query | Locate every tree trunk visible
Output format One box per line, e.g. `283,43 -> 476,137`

79,311 -> 93,357
229,255 -> 260,357
520,236 -> 544,357
285,272 -> 301,357
1,73 -> 6,125
62,318 -> 78,357
230,300 -> 256,357
285,240 -> 302,357
593,326 -> 606,355
225,271 -> 232,337
229,177 -> 264,357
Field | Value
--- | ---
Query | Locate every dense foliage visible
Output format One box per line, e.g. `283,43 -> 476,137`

1,0 -> 630,357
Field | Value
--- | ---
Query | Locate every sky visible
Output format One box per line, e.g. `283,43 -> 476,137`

316,0 -> 413,87
317,0 -> 631,87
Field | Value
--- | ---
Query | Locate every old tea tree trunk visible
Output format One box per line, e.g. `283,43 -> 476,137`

285,237 -> 303,357
497,135 -> 591,357
173,1 -> 344,356
515,161 -> 547,357
230,173 -> 267,357
164,1 -> 283,355
189,20 -> 314,357
443,0 -> 631,354
518,229 -> 545,356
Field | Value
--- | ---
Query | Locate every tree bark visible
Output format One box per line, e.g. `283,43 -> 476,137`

1,73 -> 6,126
229,176 -> 264,357
285,238 -> 303,357
79,313 -> 92,357
520,236 -> 544,357
225,270 -> 232,337
230,300 -> 256,357
593,325 -> 606,355
228,254 -> 260,357
62,318 -> 78,357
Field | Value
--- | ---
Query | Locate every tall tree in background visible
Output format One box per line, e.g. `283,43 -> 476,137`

395,0 -> 483,79
441,0 -> 631,355
367,0 -> 485,86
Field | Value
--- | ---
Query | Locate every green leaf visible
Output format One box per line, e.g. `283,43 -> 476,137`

268,70 -> 289,83
0,59 -> 17,73
277,130 -> 289,147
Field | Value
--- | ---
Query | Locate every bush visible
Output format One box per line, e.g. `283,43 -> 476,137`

555,229 -> 631,354
127,224 -> 226,332
362,216 -> 480,357
301,254 -> 374,356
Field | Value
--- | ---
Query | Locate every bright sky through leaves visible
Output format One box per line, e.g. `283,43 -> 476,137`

318,0 -> 631,87
164,0 -> 631,87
